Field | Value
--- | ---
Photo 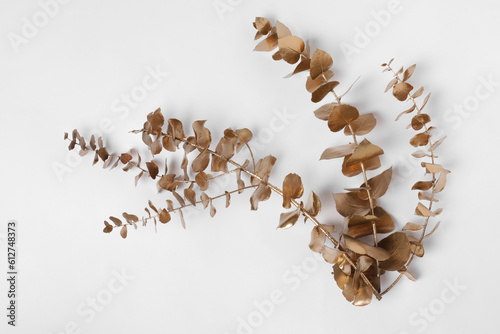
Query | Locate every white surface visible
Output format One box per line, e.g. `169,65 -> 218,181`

1,0 -> 499,333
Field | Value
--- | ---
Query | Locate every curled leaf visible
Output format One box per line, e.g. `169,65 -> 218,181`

282,173 -> 304,209
278,208 -> 300,229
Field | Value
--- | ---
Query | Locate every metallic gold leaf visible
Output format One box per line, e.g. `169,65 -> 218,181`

346,139 -> 384,166
378,232 -> 411,271
412,181 -> 433,191
411,114 -> 431,130
343,235 -> 390,261
310,49 -> 333,80
313,103 -> 336,121
322,246 -> 343,264
253,17 -> 272,35
415,202 -> 435,217
284,59 -> 311,78
395,105 -> 416,121
342,154 -> 381,177
250,179 -> 272,210
278,208 -> 300,229
309,226 -> 325,253
333,192 -> 373,217
275,20 -> 291,38
403,64 -> 416,82
356,256 -> 373,273
311,81 -> 339,103
344,113 -> 377,136
278,36 -> 305,64
320,144 -> 355,160
235,128 -> 253,152
254,33 -> 278,51
304,191 -> 321,217
282,173 -> 304,209
328,104 -> 360,132
348,206 -> 395,238
398,269 -> 416,281
192,120 -> 212,150
251,155 -> 277,186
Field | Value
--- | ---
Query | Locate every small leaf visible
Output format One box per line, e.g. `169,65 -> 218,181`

282,173 -> 304,209
328,104 -> 360,132
411,114 -> 431,130
333,192 -> 373,217
346,139 -> 384,166
412,181 -> 434,191
402,222 -> 423,231
313,103 -> 336,121
320,144 -> 355,160
311,81 -> 340,103
433,169 -> 450,193
322,246 -> 343,264
195,171 -> 209,191
159,209 -> 171,223
378,232 -> 411,271
275,20 -> 291,38
254,33 -> 278,52
251,155 -> 277,186
410,133 -> 430,147
310,49 -> 333,80
306,70 -> 334,93
109,216 -> 122,227
342,154 -> 381,178
253,17 -> 272,35
393,82 -> 413,101
403,64 -> 416,82
103,221 -> 113,233
210,199 -> 216,217
309,226 -> 325,253
278,208 -> 300,229
200,193 -> 210,208
344,113 -> 377,136
278,36 -> 305,64
415,202 -> 435,217
122,212 -> 139,223
184,188 -> 197,206
120,225 -> 127,239
304,191 -> 321,217
250,179 -> 272,210
146,161 -> 159,179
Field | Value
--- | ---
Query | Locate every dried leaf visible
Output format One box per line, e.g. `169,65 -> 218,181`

393,82 -> 413,101
384,78 -> 398,93
135,171 -> 143,186
313,103 -> 336,121
343,235 -> 390,261
235,128 -> 253,152
253,17 -> 272,35
356,256 -> 373,272
251,155 -> 277,186
122,212 -> 139,223
284,59 -> 311,78
413,86 -> 424,98
333,192 -> 373,217
97,147 -> 109,162
412,181 -> 434,191
415,202 -> 435,217
195,171 -> 209,191
275,20 -> 292,38
306,70 -> 334,93
146,108 -> 165,135
421,162 -> 443,174
421,93 -> 431,110
250,179 -> 272,210
282,173 -> 303,209
159,209 -> 171,224
278,36 -> 305,64
433,169 -> 450,193
346,139 -> 384,166
201,192 -> 210,209
304,191 -> 321,217
432,136 -> 447,151
278,208 -> 300,229
146,161 -> 159,179
378,232 -> 411,271
342,154 -> 381,177
158,174 -> 178,192
120,225 -> 127,239
254,33 -> 278,51
172,191 -> 185,207
322,246 -> 343,264
418,191 -> 438,202
309,226 -> 325,253
320,144 -> 355,160
402,222 -> 423,231
225,191 -> 231,208
344,113 -> 377,136
103,221 -> 113,233
310,49 -> 333,80
184,188 -> 197,206
192,120 -> 212,150
109,216 -> 122,227
353,284 -> 372,306
362,167 -> 392,199
424,221 -> 441,238
328,104 -> 360,132
403,64 -> 416,82
192,151 -> 210,173
210,199 -> 217,217
412,150 -> 431,158
410,133 -> 430,147
311,81 -> 340,103
348,206 -> 395,238
411,114 -> 431,130
395,105 -> 416,121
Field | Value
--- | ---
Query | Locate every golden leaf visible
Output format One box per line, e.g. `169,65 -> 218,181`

409,133 -> 430,147
192,120 -> 212,150
343,235 -> 390,261
348,206 -> 395,238
146,108 -> 164,135
311,81 -> 339,103
403,64 -> 416,82
310,49 -> 333,80
254,33 -> 278,52
278,208 -> 301,229
322,246 -> 343,264
235,128 -> 253,152
342,154 -> 381,177
192,151 -> 210,173
411,181 -> 434,191
433,169 -> 450,193
284,59 -> 311,78
402,222 -> 423,231
356,256 -> 374,273
333,192 -> 373,217
411,114 -> 431,130
320,144 -> 355,160
253,17 -> 272,35
146,161 -> 159,180
120,225 -> 127,239
346,139 -> 384,166
184,188 -> 196,206
250,179 -> 272,210
251,155 -> 277,186
278,36 -> 305,64
306,70 -> 334,93
344,113 -> 377,136
195,172 -> 209,191
200,192 -> 210,209
313,103 -> 336,121
158,174 -> 178,192
275,20 -> 292,38
282,173 -> 304,209
378,232 -> 411,271
159,209 -> 171,224
309,226 -> 325,253
353,284 -> 372,306
327,104 -> 360,132
304,191 -> 321,217
415,202 -> 435,217
421,162 -> 442,174
393,82 -> 413,101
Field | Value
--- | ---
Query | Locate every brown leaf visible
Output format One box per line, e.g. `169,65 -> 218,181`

432,136 -> 447,151
192,120 -> 212,150
278,208 -> 300,229
275,20 -> 291,38
103,221 -> 113,233
395,105 -> 416,121
421,162 -> 443,174
313,103 -> 336,121
251,155 -> 277,186
353,284 -> 373,307
403,64 -> 416,82
210,199 -> 216,217
333,192 -> 373,217
311,81 -> 340,103
362,167 -> 392,199
120,153 -> 133,164
253,17 -> 272,35
122,212 -> 139,223
235,128 -> 253,152
120,225 -> 127,239
159,209 -> 171,223
328,104 -> 360,132
348,206 -> 395,238
322,246 -> 343,264
346,139 -> 384,166
192,151 -> 210,173
97,147 -> 109,162
433,169 -> 450,193
134,171 -> 143,186
284,59 -> 311,78
309,226 -> 325,253
310,49 -> 333,80
343,235 -> 390,261
342,154 -> 381,177
109,216 -> 122,226
250,179 -> 272,210
306,70 -> 334,93
398,269 -> 416,281
415,202 -> 435,217
421,93 -> 431,110
320,144 -> 355,160
304,191 -> 321,217
195,172 -> 209,191
378,232 -> 411,271
282,173 -> 304,209
402,222 -> 423,231
162,135 -> 176,152
418,191 -> 439,202
412,181 -> 434,191
356,256 -> 374,272
278,36 -> 305,64
158,174 -> 178,192
146,161 -> 159,179
393,82 -> 413,101
225,191 -> 231,208
384,78 -> 398,93
344,113 -> 377,136
411,114 -> 431,130
200,193 -> 210,208
184,188 -> 196,206
167,118 -> 185,143
254,33 -> 278,51
147,108 -> 164,135
409,133 -> 430,147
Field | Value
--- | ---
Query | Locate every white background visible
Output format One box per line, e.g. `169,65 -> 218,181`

1,0 -> 499,333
